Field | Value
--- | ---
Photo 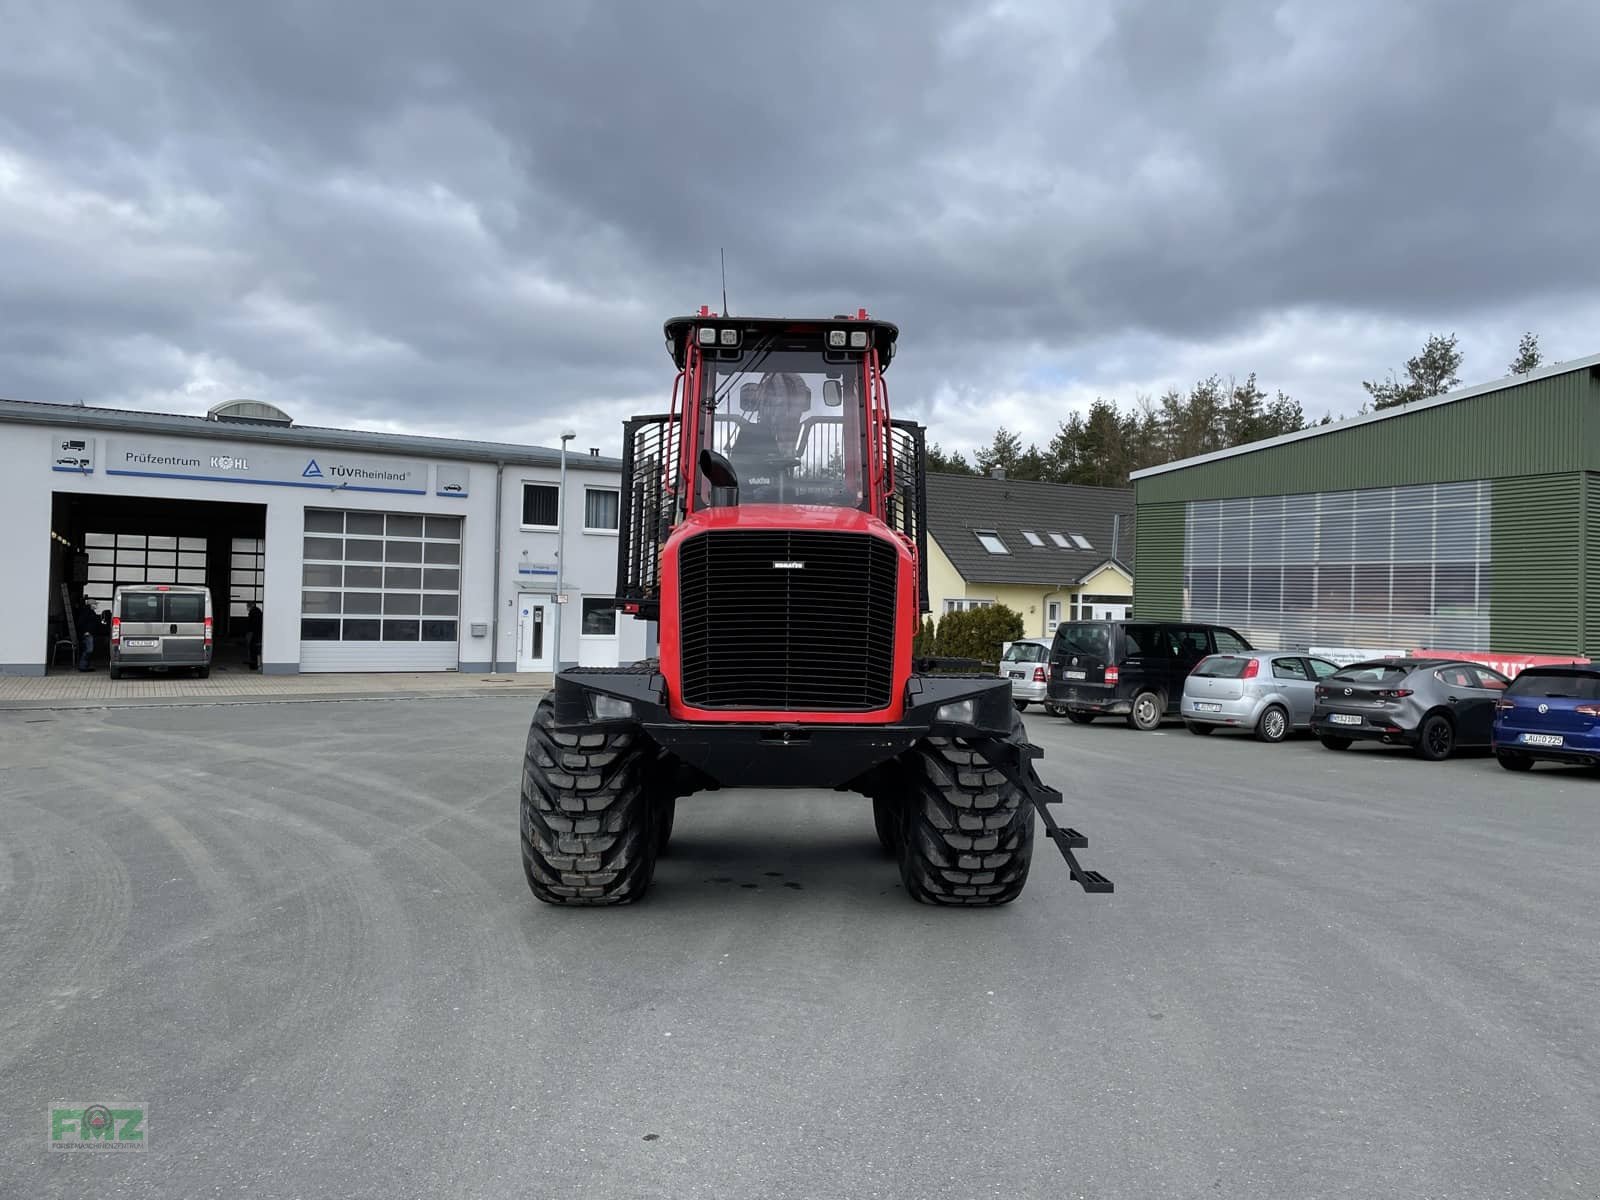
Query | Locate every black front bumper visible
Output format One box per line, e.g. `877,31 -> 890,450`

551,668 -> 1020,789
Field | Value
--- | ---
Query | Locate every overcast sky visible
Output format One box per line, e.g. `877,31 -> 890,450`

3,0 -> 1598,458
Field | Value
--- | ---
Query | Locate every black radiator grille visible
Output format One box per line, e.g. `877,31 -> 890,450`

677,530 -> 898,711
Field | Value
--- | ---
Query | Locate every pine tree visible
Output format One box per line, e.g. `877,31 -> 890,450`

1508,331 -> 1541,375
1363,333 -> 1462,409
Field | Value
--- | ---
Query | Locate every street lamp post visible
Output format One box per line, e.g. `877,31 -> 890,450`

552,430 -> 576,674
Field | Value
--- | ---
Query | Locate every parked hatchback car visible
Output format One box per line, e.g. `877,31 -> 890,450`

1311,658 -> 1509,760
999,638 -> 1052,711
1181,652 -> 1342,742
1047,620 -> 1253,730
110,584 -> 214,679
1491,664 -> 1600,771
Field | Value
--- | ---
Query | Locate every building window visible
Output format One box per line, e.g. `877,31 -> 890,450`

974,530 -> 1009,555
300,509 -> 462,644
1182,483 -> 1490,651
581,597 -> 617,636
522,483 -> 559,528
1070,534 -> 1092,549
943,598 -> 994,614
1021,530 -> 1044,547
1046,600 -> 1061,627
1048,532 -> 1070,548
584,488 -> 620,532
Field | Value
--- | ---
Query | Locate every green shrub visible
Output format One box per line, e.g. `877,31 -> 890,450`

935,604 -> 1024,665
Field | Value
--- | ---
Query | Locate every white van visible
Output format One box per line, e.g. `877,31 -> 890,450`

110,584 -> 213,679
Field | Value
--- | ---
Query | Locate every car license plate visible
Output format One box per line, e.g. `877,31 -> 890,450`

1063,670 -> 1086,680
1329,713 -> 1362,726
1008,671 -> 1024,679
1194,702 -> 1223,713
1522,733 -> 1564,747
125,639 -> 158,648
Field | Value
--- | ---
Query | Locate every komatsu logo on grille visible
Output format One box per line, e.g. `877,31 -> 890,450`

772,561 -> 806,569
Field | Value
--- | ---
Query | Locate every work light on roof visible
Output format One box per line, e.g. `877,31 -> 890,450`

719,328 -> 740,347
828,329 -> 848,348
697,326 -> 717,347
849,330 -> 869,349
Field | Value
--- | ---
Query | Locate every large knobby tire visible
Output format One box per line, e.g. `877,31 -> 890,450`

1065,710 -> 1095,725
1255,704 -> 1288,743
1319,734 -> 1353,751
1013,700 -> 1029,712
872,796 -> 899,856
1185,721 -> 1215,736
896,715 -> 1034,906
520,694 -> 660,905
655,796 -> 677,857
1414,714 -> 1455,762
1127,691 -> 1163,731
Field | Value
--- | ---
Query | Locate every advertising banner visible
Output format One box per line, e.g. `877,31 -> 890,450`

103,436 -> 427,495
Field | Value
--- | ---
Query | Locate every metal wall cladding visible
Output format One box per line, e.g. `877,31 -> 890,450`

1588,474 -> 1600,660
1182,482 -> 1492,651
1490,473 -> 1584,655
1133,502 -> 1184,619
1134,369 -> 1600,504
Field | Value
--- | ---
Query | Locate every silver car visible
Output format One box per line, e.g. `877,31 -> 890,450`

999,638 -> 1052,711
1180,651 -> 1341,742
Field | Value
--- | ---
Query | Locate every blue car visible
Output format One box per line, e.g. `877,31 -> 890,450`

1492,665 -> 1600,771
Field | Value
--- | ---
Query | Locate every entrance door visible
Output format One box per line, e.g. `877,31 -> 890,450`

516,594 -> 554,672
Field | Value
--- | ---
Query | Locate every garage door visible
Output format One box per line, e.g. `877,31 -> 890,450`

298,508 -> 462,672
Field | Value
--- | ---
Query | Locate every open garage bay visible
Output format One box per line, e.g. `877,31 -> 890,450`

2,700 -> 1597,1198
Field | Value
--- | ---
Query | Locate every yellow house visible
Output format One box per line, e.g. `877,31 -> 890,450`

925,472 -> 1135,639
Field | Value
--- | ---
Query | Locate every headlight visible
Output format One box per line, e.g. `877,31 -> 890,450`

590,694 -> 635,720
935,699 -> 975,725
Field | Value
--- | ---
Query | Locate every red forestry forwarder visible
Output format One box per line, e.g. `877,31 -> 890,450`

519,309 -> 1112,906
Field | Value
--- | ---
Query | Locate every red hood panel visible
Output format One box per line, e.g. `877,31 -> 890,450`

675,504 -> 886,535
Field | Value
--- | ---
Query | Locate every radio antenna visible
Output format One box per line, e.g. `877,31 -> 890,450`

720,247 -> 729,317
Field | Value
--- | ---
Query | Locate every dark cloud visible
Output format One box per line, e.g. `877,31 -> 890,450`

2,0 -> 1597,454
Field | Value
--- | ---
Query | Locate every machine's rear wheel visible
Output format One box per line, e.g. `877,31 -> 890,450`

520,694 -> 660,905
896,714 -> 1034,906
655,796 -> 677,856
872,796 -> 899,855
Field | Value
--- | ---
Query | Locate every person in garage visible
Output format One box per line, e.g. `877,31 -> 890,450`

247,603 -> 264,671
74,595 -> 99,672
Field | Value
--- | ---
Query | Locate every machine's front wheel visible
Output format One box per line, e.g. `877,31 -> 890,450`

897,714 -> 1034,906
520,694 -> 661,905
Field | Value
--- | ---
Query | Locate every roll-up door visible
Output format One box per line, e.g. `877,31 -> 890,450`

298,508 -> 462,672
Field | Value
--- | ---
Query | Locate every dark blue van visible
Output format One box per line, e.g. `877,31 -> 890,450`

1492,665 -> 1600,771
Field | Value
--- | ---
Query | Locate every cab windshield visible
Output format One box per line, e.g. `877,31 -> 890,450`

699,347 -> 866,508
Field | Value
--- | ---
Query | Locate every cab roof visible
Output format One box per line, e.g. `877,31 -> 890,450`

663,314 -> 899,370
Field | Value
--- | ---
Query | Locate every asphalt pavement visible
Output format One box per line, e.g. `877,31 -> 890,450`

2,698 -> 1597,1198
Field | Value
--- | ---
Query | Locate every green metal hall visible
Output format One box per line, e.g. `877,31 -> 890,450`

1131,353 -> 1600,659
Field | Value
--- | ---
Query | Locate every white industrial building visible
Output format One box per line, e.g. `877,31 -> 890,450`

0,397 -> 649,677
